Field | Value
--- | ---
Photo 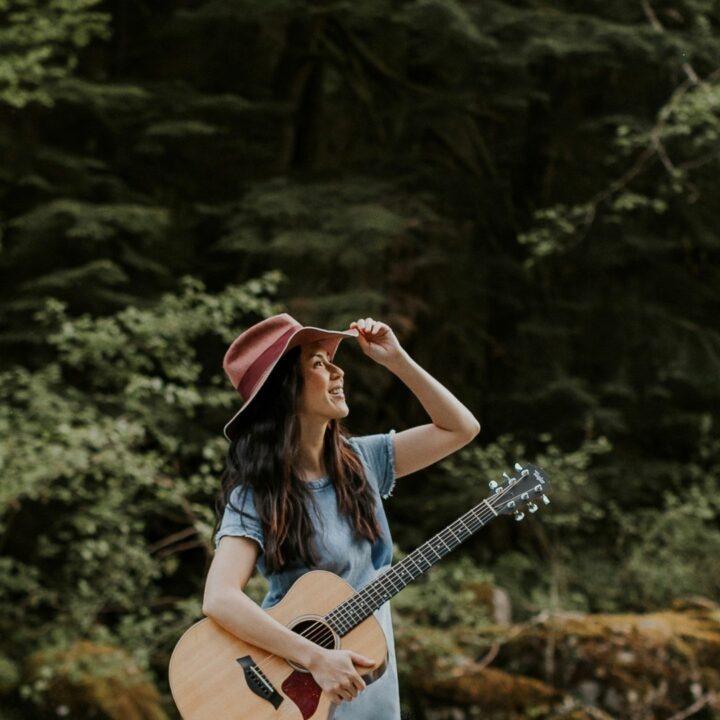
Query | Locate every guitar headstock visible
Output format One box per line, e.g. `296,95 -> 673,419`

488,463 -> 551,521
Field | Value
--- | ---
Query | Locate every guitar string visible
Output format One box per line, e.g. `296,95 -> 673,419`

266,499 -> 507,719
262,480 -> 520,664
313,480 -> 520,639
245,481 -> 524,701
251,482 -> 519,681
267,484 -> 533,719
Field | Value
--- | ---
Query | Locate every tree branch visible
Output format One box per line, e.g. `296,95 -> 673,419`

666,692 -> 717,720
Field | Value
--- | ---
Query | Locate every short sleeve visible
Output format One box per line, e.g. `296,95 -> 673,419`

346,429 -> 397,500
213,484 -> 265,552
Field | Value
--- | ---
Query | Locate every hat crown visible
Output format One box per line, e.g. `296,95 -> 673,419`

223,313 -> 301,393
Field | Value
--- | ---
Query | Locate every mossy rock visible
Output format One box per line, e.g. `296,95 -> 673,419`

425,666 -> 560,708
396,602 -> 720,719
23,641 -> 168,720
396,619 -> 582,718
499,604 -> 720,718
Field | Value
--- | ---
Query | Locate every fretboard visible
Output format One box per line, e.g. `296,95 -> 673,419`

324,493 -> 502,637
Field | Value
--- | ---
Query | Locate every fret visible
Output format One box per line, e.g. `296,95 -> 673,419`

326,494 -> 504,636
327,614 -> 343,634
390,565 -> 412,589
380,571 -> 402,593
405,554 -> 424,575
457,517 -> 472,535
425,541 -> 442,559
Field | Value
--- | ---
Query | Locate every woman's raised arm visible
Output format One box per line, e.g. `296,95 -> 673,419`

350,317 -> 480,479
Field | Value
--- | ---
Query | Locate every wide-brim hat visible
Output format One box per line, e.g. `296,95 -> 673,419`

222,313 -> 359,440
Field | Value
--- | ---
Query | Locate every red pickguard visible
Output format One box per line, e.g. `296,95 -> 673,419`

281,670 -> 323,719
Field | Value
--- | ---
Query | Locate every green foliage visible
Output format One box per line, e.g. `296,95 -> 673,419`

621,490 -> 720,607
434,421 -> 720,615
392,553 -> 493,629
0,273 -> 282,713
432,434 -> 613,616
1,0 -> 720,716
215,177 -> 447,334
0,0 -> 111,108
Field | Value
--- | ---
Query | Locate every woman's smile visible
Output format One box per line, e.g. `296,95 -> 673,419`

297,341 -> 350,419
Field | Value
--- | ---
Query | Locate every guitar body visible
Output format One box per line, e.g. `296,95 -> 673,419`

169,570 -> 389,720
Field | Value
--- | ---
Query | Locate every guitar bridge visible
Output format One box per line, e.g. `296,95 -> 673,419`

236,655 -> 283,709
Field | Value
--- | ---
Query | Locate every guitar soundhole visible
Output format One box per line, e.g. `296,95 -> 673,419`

287,616 -> 337,671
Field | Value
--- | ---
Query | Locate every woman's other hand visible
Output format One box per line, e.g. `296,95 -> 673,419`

349,317 -> 405,368
306,647 -> 376,704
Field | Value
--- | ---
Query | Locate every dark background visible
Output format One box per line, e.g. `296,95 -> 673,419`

1,1 -> 719,718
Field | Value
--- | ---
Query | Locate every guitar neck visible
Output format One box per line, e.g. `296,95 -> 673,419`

324,494 -> 502,637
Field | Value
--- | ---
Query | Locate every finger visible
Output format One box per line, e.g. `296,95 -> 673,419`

351,652 -> 375,666
355,332 -> 370,350
331,688 -> 348,703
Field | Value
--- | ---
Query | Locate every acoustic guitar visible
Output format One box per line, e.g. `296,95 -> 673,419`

169,462 -> 551,719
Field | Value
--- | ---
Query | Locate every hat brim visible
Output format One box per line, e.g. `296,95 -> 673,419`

223,326 -> 359,441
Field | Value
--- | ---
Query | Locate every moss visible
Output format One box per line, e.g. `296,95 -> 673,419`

426,666 -> 560,709
24,641 -> 168,720
502,606 -> 720,718
397,603 -> 720,718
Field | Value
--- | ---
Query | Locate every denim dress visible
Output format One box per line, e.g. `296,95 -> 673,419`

214,431 -> 401,720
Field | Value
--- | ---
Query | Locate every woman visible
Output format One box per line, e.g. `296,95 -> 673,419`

203,313 -> 480,719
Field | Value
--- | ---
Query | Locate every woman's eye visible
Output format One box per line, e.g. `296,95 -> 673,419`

314,361 -> 323,367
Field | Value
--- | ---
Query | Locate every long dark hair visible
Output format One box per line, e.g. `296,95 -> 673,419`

215,345 -> 383,573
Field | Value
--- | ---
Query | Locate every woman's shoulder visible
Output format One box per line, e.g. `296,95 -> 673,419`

215,482 -> 264,550
343,430 -> 397,499
343,429 -> 396,452
226,482 -> 257,511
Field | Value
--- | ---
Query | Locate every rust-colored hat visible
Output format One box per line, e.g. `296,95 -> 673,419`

222,313 -> 359,440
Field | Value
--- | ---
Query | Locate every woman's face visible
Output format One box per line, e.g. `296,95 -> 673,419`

297,341 -> 348,420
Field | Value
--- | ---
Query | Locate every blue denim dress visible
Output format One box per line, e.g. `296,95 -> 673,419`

214,431 -> 400,720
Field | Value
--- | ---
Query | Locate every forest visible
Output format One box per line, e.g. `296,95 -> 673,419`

1,0 -> 720,718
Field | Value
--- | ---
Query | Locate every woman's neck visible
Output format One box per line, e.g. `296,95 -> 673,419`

297,416 -> 329,479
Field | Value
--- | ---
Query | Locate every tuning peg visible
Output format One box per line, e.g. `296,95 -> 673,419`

514,463 -> 523,472
502,472 -> 513,483
542,495 -> 550,505
489,480 -> 498,490
527,502 -> 538,513
514,510 -> 525,522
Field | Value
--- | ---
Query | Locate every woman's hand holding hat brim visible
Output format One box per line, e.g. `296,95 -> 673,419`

349,317 -> 404,368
